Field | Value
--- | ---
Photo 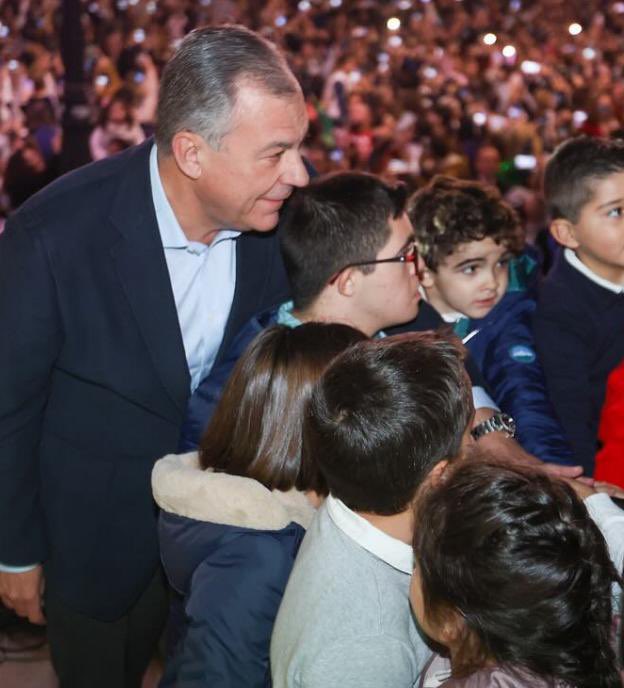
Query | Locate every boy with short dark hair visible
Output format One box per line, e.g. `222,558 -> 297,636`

535,136 -> 624,474
270,331 -> 474,688
411,175 -> 573,464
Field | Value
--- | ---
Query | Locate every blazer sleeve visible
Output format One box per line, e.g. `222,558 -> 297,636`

0,213 -> 63,564
476,298 -> 574,465
167,533 -> 295,688
534,298 -> 595,473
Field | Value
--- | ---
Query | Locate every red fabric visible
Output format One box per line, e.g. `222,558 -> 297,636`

595,359 -> 624,488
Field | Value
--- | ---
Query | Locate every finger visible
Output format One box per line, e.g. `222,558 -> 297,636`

576,476 -> 595,486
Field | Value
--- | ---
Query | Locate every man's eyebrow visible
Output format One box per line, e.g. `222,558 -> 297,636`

596,196 -> 624,210
258,126 -> 310,154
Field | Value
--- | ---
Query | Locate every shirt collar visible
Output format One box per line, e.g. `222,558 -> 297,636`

149,144 -> 240,252
325,494 -> 414,574
275,300 -> 386,338
564,248 -> 624,294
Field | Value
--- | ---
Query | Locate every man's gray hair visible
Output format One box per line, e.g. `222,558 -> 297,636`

156,25 -> 300,154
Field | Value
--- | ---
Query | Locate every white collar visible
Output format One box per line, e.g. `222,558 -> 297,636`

325,494 -> 414,574
149,143 -> 240,251
564,248 -> 624,294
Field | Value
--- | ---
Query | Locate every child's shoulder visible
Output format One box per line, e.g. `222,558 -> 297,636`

442,666 -> 569,688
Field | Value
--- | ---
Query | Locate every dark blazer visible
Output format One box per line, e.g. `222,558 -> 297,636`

0,140 -> 290,620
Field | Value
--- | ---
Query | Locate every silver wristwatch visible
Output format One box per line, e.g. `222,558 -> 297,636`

471,412 -> 516,440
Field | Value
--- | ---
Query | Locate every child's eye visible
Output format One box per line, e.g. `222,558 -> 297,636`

607,206 -> 623,218
461,265 -> 478,275
497,257 -> 511,268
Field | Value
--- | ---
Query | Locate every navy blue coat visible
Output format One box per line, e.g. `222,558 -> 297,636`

459,290 -> 574,464
152,453 -> 312,688
0,140 -> 291,620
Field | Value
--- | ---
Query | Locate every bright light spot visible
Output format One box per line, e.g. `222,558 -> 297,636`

583,47 -> 596,59
502,44 -> 516,58
568,22 -> 582,36
349,70 -> 362,84
146,0 -> 156,12
388,35 -> 403,47
615,2 -> 624,13
422,0 -> 432,4
473,112 -> 487,126
95,74 -> 109,87
0,24 -> 9,38
423,66 -> 438,79
275,15 -> 287,27
199,0 -> 211,4
298,0 -> 311,10
116,0 -> 127,9
573,110 -> 588,126
397,0 -> 412,8
510,0 -> 521,10
87,2 -> 99,12
133,28 -> 145,43
128,0 -> 139,6
483,33 -> 497,46
329,0 -> 342,6
377,52 -> 390,63
521,60 -> 541,74
387,17 -> 401,30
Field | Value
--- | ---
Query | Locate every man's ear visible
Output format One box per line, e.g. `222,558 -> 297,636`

170,132 -> 205,180
550,218 -> 580,250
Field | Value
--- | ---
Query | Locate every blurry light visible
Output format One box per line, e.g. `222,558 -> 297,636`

397,0 -> 412,8
298,0 -> 311,10
421,0 -> 432,4
472,112 -> 487,126
502,44 -> 516,58
483,33 -> 497,46
388,35 -> 403,47
583,47 -> 596,59
573,110 -> 588,126
133,28 -> 145,43
329,0 -> 342,6
423,66 -> 438,79
509,0 -> 521,10
387,17 -> 401,30
95,74 -> 109,87
0,24 -> 9,38
614,2 -> 624,13
87,2 -> 99,12
568,22 -> 583,36
275,15 -> 287,27
199,0 -> 211,4
488,114 -> 506,131
434,47 -> 445,58
8,59 -> 19,71
520,60 -> 541,74
508,106 -> 523,118
352,26 -> 368,38
146,0 -> 157,11
377,52 -> 390,63
128,0 -> 139,5
514,154 -> 537,170
377,63 -> 390,74
349,70 -> 362,84
116,0 -> 128,9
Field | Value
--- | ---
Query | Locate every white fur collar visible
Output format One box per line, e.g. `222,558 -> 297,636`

152,452 -> 315,530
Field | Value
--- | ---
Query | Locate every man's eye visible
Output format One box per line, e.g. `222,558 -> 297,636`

607,206 -> 623,218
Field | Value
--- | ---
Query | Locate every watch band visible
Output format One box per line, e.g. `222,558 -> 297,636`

471,412 -> 517,440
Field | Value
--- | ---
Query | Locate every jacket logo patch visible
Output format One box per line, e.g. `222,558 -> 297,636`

509,344 -> 536,364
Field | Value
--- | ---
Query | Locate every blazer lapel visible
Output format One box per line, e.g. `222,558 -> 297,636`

109,142 -> 190,415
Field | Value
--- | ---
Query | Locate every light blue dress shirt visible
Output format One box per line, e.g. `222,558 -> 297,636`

149,144 -> 240,392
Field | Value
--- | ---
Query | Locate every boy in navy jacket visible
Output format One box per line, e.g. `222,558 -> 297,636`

534,136 -> 624,474
410,175 -> 574,465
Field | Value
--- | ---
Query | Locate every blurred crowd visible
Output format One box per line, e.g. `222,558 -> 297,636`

2,0 -> 624,243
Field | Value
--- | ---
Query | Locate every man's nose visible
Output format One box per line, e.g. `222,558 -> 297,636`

281,151 -> 310,188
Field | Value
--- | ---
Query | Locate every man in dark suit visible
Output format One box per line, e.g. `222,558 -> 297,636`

0,25 -> 309,687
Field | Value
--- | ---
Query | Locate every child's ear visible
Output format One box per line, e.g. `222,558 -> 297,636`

335,268 -> 356,297
427,459 -> 449,487
550,218 -> 580,250
420,266 -> 436,289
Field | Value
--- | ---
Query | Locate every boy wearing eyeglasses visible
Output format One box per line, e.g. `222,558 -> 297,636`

410,175 -> 573,465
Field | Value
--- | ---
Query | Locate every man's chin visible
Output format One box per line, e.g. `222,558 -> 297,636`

247,212 -> 281,233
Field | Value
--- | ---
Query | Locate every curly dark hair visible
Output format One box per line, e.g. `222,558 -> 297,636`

412,459 -> 622,688
408,176 -> 525,270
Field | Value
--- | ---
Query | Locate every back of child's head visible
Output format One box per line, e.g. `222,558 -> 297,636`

304,331 -> 473,516
545,136 -> 624,223
199,322 -> 366,493
279,171 -> 408,310
408,176 -> 524,271
412,458 -> 622,688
